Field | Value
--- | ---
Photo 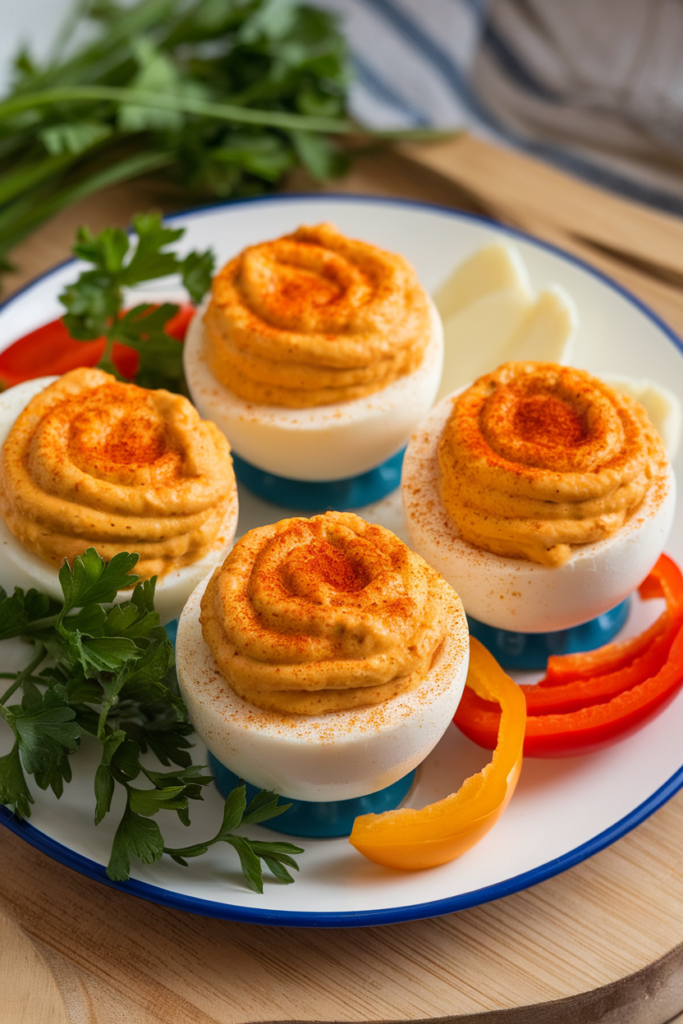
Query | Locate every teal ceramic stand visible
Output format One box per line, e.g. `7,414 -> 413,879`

208,752 -> 416,838
468,597 -> 630,670
231,447 -> 406,511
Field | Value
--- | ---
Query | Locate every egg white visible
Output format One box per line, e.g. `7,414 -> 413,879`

0,377 -> 239,624
402,393 -> 676,634
176,573 -> 470,802
183,297 -> 444,482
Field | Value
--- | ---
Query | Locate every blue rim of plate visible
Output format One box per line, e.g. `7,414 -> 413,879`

1,192 -> 682,928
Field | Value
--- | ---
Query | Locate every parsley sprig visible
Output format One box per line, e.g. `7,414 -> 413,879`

0,0 -> 353,282
0,549 -> 303,892
60,211 -> 214,393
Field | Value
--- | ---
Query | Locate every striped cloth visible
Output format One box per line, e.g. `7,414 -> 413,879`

317,0 -> 683,215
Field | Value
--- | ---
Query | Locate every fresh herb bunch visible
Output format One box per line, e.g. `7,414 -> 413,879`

0,549 -> 303,892
60,210 -> 213,393
0,0 -> 353,280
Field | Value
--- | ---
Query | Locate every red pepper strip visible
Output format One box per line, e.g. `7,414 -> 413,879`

455,554 -> 683,757
524,626 -> 677,715
542,613 -> 670,686
164,304 -> 195,340
0,318 -> 135,385
639,574 -> 666,601
544,555 -> 682,683
522,627 -> 683,755
0,304 -> 195,389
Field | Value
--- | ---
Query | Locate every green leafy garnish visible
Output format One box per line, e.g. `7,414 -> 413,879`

0,0 -> 354,283
0,548 -> 303,893
59,211 -> 213,393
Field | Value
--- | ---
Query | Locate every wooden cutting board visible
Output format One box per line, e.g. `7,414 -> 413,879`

2,144 -> 683,1024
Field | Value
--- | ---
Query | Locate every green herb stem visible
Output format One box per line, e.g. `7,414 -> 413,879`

100,331 -> 117,370
0,643 -> 47,705
0,86 -> 355,135
0,0 -> 357,284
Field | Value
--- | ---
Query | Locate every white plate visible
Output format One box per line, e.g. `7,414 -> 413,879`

1,195 -> 683,928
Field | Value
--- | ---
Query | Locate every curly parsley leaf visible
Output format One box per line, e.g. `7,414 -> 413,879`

94,730 -> 126,825
59,548 -> 139,612
181,250 -> 215,305
10,696 -> 80,776
34,750 -> 73,799
0,586 -> 61,642
108,806 -> 165,881
242,787 -> 292,826
164,783 -> 302,893
122,213 -> 185,284
0,546 -> 303,891
110,302 -> 185,392
0,742 -> 34,818
59,211 -> 213,393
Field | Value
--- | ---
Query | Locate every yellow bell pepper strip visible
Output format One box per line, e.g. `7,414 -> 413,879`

348,638 -> 526,870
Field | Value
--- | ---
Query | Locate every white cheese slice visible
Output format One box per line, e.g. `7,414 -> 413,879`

602,374 -> 682,460
499,284 -> 578,365
434,242 -> 532,322
437,283 -> 533,400
434,242 -> 578,401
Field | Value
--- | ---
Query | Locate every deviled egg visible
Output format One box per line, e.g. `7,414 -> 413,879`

176,512 -> 469,801
403,362 -> 675,634
0,368 -> 239,623
184,223 -> 442,489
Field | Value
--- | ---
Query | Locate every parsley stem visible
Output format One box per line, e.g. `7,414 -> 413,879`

25,614 -> 60,629
0,643 -> 46,705
0,86 -> 355,135
101,331 -> 116,368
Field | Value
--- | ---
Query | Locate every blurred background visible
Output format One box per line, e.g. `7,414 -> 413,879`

3,0 -> 683,295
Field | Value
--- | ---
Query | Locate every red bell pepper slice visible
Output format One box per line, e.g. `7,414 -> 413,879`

164,304 -> 195,340
543,555 -> 683,684
455,554 -> 683,757
0,304 -> 195,389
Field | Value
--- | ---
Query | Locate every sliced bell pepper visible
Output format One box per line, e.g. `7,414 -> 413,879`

543,555 -> 683,684
164,303 -> 195,341
455,555 -> 683,758
349,638 -> 526,870
0,304 -> 195,389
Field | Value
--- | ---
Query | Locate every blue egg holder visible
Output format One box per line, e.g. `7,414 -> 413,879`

468,597 -> 631,671
231,447 -> 406,511
209,754 -> 416,838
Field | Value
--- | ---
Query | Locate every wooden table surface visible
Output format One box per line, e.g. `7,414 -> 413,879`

3,138 -> 683,1024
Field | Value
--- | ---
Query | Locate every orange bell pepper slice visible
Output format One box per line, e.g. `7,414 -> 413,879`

349,638 -> 526,870
455,555 -> 683,758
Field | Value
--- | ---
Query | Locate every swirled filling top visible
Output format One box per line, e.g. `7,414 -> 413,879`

203,222 -> 432,408
0,367 -> 236,579
438,361 -> 669,566
200,511 -> 461,714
